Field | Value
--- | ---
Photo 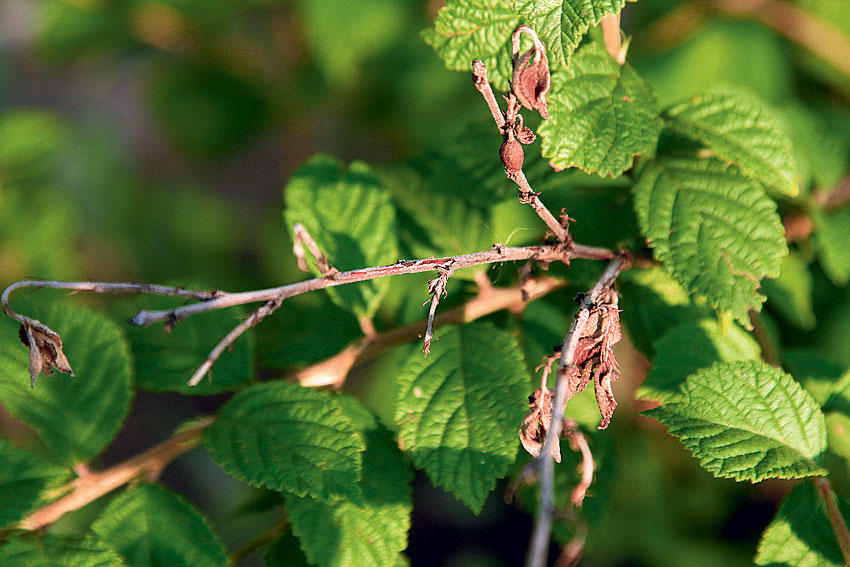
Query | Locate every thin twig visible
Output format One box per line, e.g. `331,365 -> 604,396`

472,59 -> 507,131
2,281 -> 221,323
525,253 -> 630,567
292,222 -> 338,277
189,298 -> 284,386
229,517 -> 289,566
125,243 -> 610,327
20,417 -> 212,531
814,476 -> 850,566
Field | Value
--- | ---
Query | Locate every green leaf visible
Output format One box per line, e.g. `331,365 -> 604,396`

286,397 -> 412,567
633,156 -> 787,325
115,295 -> 254,394
515,0 -> 627,66
638,320 -> 761,403
762,251 -> 816,330
0,302 -> 134,464
0,534 -> 125,567
422,0 -> 519,91
379,163 -> 496,261
284,154 -> 398,318
203,381 -> 365,503
92,484 -> 227,567
663,87 -> 799,197
617,266 -> 714,358
539,42 -> 662,177
811,206 -> 850,287
394,323 -> 529,513
756,481 -> 850,567
645,361 -> 827,482
0,440 -> 70,529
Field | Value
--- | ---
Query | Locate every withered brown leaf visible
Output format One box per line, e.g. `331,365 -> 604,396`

520,387 -> 562,463
511,26 -> 551,120
563,290 -> 622,429
18,321 -> 74,387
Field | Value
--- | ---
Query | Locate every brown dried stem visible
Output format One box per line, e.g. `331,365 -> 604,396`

525,252 -> 631,567
20,417 -> 212,531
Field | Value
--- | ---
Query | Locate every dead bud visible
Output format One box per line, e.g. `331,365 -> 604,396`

511,25 -> 551,119
500,132 -> 524,173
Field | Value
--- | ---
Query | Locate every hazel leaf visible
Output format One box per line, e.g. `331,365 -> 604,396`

0,302 -> 134,465
663,87 -> 799,198
284,154 -> 398,319
756,481 -> 850,567
394,323 -> 529,513
539,41 -> 661,177
645,361 -> 827,482
203,381 -> 365,504
423,0 -> 520,92
633,155 -> 787,326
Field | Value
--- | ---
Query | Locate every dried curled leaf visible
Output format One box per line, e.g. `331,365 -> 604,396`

511,25 -> 550,120
18,320 -> 74,387
564,290 -> 622,429
520,387 -> 562,462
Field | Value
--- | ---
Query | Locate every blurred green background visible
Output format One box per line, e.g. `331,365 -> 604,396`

1,0 -> 850,566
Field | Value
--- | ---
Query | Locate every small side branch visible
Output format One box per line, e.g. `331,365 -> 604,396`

188,298 -> 284,386
292,222 -> 338,277
471,57 -> 571,245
